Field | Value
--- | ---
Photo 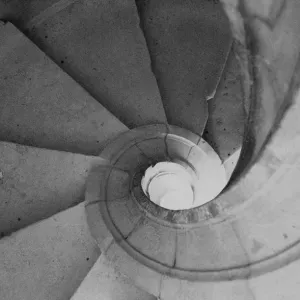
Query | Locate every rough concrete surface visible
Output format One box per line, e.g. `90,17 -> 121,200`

159,255 -> 300,300
0,0 -> 167,128
223,0 -> 300,184
0,0 -> 74,25
0,203 -> 100,300
71,254 -> 156,300
160,276 -> 253,300
136,0 -> 232,136
0,21 -> 127,156
84,92 -> 300,299
105,241 -> 163,297
249,255 -> 300,300
203,47 -> 245,161
0,141 -> 106,237
223,148 -> 241,179
1,1 -> 300,300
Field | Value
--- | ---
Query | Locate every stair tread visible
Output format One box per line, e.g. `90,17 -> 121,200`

0,141 -> 107,236
0,21 -> 127,156
0,203 -> 100,300
160,248 -> 300,300
226,0 -> 300,183
0,0 -> 69,25
136,0 -> 232,136
71,254 -> 156,300
6,0 -> 168,128
203,47 -> 245,161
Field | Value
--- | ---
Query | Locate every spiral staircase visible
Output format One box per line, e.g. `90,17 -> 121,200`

1,0 -> 300,299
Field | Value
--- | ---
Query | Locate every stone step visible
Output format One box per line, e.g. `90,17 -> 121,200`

224,0 -> 300,183
0,21 -> 127,156
0,203 -> 100,300
0,141 -> 107,237
159,255 -> 300,300
82,99 -> 300,299
203,45 -> 245,161
71,254 -> 156,300
0,0 -> 167,128
135,0 -> 232,136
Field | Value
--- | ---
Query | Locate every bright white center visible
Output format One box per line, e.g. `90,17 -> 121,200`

141,162 -> 194,210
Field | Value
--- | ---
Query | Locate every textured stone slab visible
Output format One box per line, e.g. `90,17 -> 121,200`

137,138 -> 169,163
71,254 -> 156,300
127,217 -> 177,267
232,161 -> 300,264
105,241 -> 162,297
0,21 -> 127,156
203,47 -> 245,161
223,148 -> 241,179
0,203 -> 100,300
0,0 -> 72,25
85,164 -> 115,252
160,276 -> 253,300
136,0 -> 232,136
249,255 -> 300,300
212,148 -> 282,215
9,0 -> 167,128
175,223 -> 248,272
0,141 -> 106,236
265,89 -> 300,160
226,0 -> 300,183
107,196 -> 142,238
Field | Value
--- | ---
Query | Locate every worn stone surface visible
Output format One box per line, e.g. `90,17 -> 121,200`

249,255 -> 300,300
71,254 -> 156,300
166,135 -> 193,161
2,2 -> 300,300
107,195 -> 142,238
175,223 -> 248,272
0,0 -> 72,24
136,0 -> 232,136
226,0 -> 300,183
112,145 -> 149,171
231,160 -> 300,265
105,241 -> 162,297
159,257 -> 300,299
0,0 -> 167,128
106,169 -> 132,200
0,141 -> 106,236
137,138 -> 169,163
203,47 -> 245,161
160,276 -> 253,300
244,0 -> 286,21
0,203 -> 100,300
265,89 -> 300,160
223,148 -> 241,179
127,217 -> 177,267
226,149 -> 281,201
0,21 -> 127,155
85,164 -> 115,252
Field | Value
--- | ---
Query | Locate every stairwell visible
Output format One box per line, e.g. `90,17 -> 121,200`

1,0 -> 300,299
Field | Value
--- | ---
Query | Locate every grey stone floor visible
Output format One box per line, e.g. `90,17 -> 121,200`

0,1 -> 250,300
